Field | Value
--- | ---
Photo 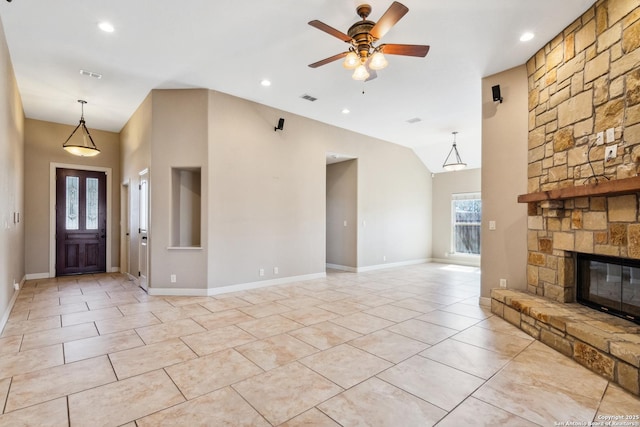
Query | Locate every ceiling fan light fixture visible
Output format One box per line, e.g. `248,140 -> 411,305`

369,51 -> 388,70
343,51 -> 360,69
62,100 -> 100,157
352,64 -> 370,81
442,131 -> 466,172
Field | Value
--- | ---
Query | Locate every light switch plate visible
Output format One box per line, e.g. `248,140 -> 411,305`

606,127 -> 615,143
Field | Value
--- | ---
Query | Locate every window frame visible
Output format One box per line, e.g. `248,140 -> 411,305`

450,192 -> 481,256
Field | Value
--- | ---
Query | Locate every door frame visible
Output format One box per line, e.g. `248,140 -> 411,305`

121,179 -> 131,276
49,162 -> 113,278
138,168 -> 149,290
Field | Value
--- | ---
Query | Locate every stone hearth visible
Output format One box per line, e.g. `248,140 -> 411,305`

491,288 -> 640,395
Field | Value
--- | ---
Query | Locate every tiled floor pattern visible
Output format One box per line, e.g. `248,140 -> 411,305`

0,263 -> 638,426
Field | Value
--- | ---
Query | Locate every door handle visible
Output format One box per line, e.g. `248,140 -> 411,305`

142,236 -> 148,240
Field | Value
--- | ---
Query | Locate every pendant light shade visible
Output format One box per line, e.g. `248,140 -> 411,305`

63,100 -> 100,157
442,131 -> 466,171
369,51 -> 388,70
343,51 -> 359,69
352,64 -> 370,81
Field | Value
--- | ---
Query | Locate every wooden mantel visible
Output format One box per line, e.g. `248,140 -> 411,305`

517,176 -> 640,203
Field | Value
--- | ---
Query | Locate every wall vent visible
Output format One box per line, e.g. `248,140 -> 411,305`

406,117 -> 422,124
79,69 -> 103,79
301,94 -> 318,102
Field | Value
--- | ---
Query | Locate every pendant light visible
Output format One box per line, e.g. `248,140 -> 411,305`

62,100 -> 100,157
442,131 -> 466,171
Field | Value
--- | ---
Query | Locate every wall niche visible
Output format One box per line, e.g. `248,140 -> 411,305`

171,167 -> 201,248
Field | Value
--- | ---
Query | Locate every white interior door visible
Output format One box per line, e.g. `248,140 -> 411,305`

138,170 -> 149,290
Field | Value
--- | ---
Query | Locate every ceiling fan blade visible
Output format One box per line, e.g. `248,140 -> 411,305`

380,44 -> 430,57
308,20 -> 352,42
370,1 -> 409,40
308,52 -> 348,68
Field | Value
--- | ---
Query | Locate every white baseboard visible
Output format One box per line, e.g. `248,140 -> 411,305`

148,272 -> 327,297
355,259 -> 428,273
479,296 -> 491,307
326,263 -> 357,272
430,258 -> 481,267
148,287 -> 209,296
25,272 -> 50,280
0,284 -> 22,334
108,266 -> 120,273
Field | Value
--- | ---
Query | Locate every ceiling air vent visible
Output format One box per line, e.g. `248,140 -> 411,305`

300,94 -> 318,102
79,69 -> 103,79
406,117 -> 421,124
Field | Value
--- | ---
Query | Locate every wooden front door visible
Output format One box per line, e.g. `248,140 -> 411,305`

56,168 -> 107,275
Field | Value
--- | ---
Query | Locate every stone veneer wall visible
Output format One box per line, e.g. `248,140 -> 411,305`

526,0 -> 640,302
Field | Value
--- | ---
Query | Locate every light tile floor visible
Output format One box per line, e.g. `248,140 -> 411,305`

1,263 -> 639,426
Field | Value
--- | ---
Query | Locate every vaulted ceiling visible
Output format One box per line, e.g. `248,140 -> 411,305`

0,0 -> 594,172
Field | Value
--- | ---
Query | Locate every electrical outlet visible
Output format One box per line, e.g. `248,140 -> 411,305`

13,282 -> 19,291
170,274 -> 176,283
489,220 -> 496,230
499,279 -> 507,288
383,255 -> 386,262
606,144 -> 617,161
259,268 -> 265,277
273,267 -> 279,275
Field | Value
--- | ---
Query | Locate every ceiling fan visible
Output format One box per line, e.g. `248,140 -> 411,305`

308,1 -> 430,81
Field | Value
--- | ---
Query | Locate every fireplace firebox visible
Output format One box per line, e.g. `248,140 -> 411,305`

577,253 -> 640,324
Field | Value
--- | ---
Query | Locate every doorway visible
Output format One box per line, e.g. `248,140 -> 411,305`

326,155 -> 358,271
138,169 -> 149,290
55,168 -> 107,275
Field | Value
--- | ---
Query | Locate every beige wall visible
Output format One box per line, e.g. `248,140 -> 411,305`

150,89 -> 209,289
24,119 -> 121,275
356,139 -> 432,267
119,92 -> 152,279
0,17 -> 24,321
481,65 -> 529,298
432,168 -> 481,266
121,87 -> 433,290
326,160 -> 358,269
207,90 -> 431,287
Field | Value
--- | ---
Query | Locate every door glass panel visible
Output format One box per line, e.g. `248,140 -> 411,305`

86,177 -> 99,230
66,176 -> 79,230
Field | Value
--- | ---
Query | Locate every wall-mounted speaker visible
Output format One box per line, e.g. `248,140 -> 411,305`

274,118 -> 285,131
492,85 -> 503,103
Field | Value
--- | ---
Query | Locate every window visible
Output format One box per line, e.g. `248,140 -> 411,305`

65,176 -> 79,230
452,193 -> 481,255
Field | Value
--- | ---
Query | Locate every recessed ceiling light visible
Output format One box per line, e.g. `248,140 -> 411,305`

520,32 -> 534,42
342,108 -> 350,114
98,22 -> 115,33
260,79 -> 271,87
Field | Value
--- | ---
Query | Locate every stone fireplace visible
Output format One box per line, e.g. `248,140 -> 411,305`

576,252 -> 640,321
524,192 -> 640,307
491,0 -> 640,397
